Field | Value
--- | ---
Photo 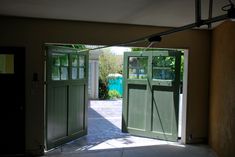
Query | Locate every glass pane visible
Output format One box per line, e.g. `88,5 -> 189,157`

152,56 -> 175,80
128,57 -> 148,79
79,56 -> 85,66
79,68 -> 84,79
72,67 -> 78,80
153,69 -> 175,80
129,57 -> 148,68
61,67 -> 68,80
128,68 -> 137,79
71,55 -> 78,66
60,54 -> 68,66
0,54 -> 14,74
152,56 -> 175,67
139,68 -> 147,79
52,55 -> 60,66
52,66 -> 60,80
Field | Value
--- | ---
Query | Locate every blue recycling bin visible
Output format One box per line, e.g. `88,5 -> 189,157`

107,74 -> 123,96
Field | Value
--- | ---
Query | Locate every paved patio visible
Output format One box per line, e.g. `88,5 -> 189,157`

44,99 -> 216,157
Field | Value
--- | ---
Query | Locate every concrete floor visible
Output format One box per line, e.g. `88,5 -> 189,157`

44,145 -> 217,157
44,100 -> 217,157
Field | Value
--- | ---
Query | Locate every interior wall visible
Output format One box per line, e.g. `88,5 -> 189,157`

0,16 -> 211,155
209,20 -> 235,157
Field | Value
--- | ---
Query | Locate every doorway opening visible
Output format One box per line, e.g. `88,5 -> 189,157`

44,44 -> 188,155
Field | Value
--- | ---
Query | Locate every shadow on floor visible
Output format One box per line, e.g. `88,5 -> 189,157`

45,102 -> 129,155
44,100 -> 216,157
44,144 -> 217,157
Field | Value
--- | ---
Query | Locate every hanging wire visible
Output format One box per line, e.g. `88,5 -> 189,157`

138,42 -> 156,56
47,0 -> 231,53
141,42 -> 156,54
74,38 -> 148,53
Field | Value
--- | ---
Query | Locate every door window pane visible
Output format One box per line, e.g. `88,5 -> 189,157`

129,57 -> 147,68
153,69 -> 175,80
52,67 -> 60,80
52,55 -> 60,66
129,68 -> 137,79
51,53 -> 69,81
79,68 -> 84,79
128,57 -> 148,79
61,67 -> 68,80
153,56 -> 175,67
79,56 -> 85,66
152,56 -> 175,80
0,54 -> 14,74
71,55 -> 78,66
51,53 -> 86,81
60,55 -> 68,66
139,68 -> 147,79
72,67 -> 78,80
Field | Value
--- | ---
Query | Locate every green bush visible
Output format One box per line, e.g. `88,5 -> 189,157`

98,51 -> 123,99
99,79 -> 109,99
108,90 -> 121,100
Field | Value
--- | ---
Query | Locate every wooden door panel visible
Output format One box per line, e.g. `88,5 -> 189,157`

152,90 -> 175,134
68,85 -> 85,135
47,86 -> 67,142
46,46 -> 88,150
127,84 -> 147,130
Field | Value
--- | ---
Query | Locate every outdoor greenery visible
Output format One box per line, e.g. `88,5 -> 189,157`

99,50 -> 123,99
99,79 -> 109,99
99,51 -> 123,83
108,90 -> 121,99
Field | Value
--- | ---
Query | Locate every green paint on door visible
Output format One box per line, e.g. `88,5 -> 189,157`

122,50 -> 181,141
46,46 -> 88,150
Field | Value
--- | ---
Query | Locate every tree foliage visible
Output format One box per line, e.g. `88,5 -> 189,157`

99,51 -> 123,99
99,51 -> 123,85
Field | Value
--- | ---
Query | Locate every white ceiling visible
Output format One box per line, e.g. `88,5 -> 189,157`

0,0 -> 233,28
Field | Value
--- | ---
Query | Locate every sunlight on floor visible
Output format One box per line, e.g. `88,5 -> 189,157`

82,136 -> 185,151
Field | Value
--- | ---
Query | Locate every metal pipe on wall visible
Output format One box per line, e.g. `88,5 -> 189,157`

208,0 -> 214,29
195,0 -> 202,25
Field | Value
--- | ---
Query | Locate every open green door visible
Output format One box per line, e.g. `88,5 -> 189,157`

45,46 -> 88,150
122,50 -> 181,141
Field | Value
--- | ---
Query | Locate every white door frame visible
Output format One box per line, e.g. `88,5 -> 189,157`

179,49 -> 189,144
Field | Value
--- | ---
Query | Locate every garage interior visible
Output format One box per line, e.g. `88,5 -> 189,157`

0,0 -> 235,157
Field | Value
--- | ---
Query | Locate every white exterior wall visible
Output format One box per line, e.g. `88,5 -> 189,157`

88,60 -> 99,99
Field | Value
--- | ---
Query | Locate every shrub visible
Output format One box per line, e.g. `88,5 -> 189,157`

108,90 -> 121,100
99,79 -> 109,99
99,50 -> 123,99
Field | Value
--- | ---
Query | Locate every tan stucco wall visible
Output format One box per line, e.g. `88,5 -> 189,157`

209,21 -> 235,157
0,16 -> 211,155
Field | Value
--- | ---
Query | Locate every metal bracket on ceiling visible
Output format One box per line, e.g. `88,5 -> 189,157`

195,0 -> 203,27
208,0 -> 213,29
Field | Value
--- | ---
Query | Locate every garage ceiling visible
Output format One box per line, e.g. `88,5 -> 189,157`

0,0 -> 233,28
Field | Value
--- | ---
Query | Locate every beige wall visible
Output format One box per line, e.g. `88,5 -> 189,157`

209,21 -> 235,157
0,16 -> 211,155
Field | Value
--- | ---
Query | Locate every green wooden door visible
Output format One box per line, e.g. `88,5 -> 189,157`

45,46 -> 88,150
122,50 -> 181,141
